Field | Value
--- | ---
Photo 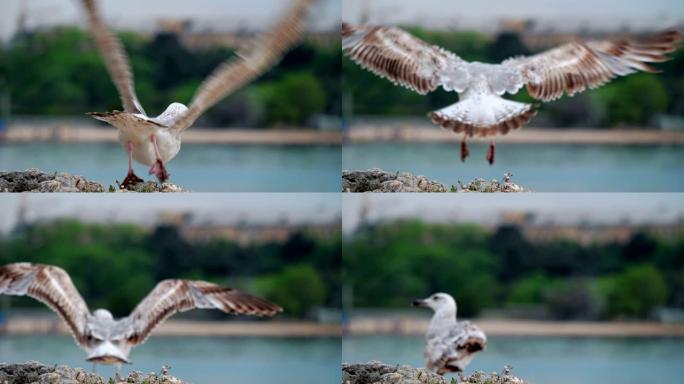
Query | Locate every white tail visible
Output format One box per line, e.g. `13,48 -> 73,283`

428,93 -> 538,138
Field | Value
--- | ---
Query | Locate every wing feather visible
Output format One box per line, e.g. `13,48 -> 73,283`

506,30 -> 682,102
121,280 -> 282,345
169,0 -> 313,133
80,0 -> 146,115
342,22 -> 469,94
0,263 -> 90,346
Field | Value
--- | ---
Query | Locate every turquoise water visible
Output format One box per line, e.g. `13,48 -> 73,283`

0,335 -> 341,383
0,142 -> 340,192
343,335 -> 684,384
343,143 -> 684,191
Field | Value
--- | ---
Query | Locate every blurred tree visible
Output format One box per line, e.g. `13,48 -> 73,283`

251,72 -> 326,125
254,264 -> 327,317
595,74 -> 668,126
601,265 -> 668,318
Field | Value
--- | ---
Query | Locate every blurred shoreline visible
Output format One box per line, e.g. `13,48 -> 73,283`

347,318 -> 684,337
347,125 -> 684,145
3,126 -> 342,145
2,318 -> 341,337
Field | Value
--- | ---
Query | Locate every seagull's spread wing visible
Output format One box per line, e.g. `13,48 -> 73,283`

342,23 -> 470,95
169,0 -> 313,133
0,263 -> 90,346
119,280 -> 282,345
81,0 -> 146,115
505,30 -> 682,102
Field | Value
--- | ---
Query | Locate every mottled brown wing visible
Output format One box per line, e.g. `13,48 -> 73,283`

123,280 -> 282,345
81,0 -> 146,115
509,30 -> 682,102
342,22 -> 469,95
0,263 -> 90,346
169,0 -> 313,133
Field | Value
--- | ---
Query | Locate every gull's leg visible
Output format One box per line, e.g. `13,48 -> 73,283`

92,362 -> 97,374
460,136 -> 469,162
121,141 -> 144,188
148,133 -> 170,183
457,371 -> 465,383
115,364 -> 122,382
486,140 -> 495,165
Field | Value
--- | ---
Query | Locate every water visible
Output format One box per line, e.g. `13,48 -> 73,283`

0,142 -> 340,192
0,335 -> 341,383
343,335 -> 684,384
343,143 -> 684,191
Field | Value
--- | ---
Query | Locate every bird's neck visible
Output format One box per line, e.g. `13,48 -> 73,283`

429,308 -> 457,330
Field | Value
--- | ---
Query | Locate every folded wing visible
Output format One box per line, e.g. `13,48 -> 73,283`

0,263 -> 90,346
505,30 -> 682,102
80,0 -> 146,115
342,23 -> 470,94
120,279 -> 282,345
169,0 -> 313,133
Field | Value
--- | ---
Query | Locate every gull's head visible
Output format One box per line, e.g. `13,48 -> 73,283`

93,309 -> 114,321
412,292 -> 456,314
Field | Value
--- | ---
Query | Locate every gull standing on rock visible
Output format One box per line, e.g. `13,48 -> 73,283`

342,23 -> 682,164
80,0 -> 314,186
413,293 -> 487,376
0,263 -> 282,380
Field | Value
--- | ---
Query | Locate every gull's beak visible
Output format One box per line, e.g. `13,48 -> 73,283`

412,299 -> 427,307
86,341 -> 131,365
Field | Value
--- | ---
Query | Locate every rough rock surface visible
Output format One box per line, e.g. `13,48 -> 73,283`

342,169 -> 447,192
0,362 -> 186,384
0,169 -> 185,192
0,169 -> 104,192
458,173 -> 530,193
341,362 -> 526,384
342,170 -> 529,193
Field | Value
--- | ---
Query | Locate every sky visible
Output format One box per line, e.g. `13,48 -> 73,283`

0,193 -> 341,234
343,0 -> 684,32
342,194 -> 684,234
1,0 -> 340,40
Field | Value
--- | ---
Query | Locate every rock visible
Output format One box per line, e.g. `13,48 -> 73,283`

458,173 -> 530,193
114,181 -> 187,193
342,170 -> 529,193
342,169 -> 447,192
342,362 -> 527,384
0,169 -> 185,192
0,169 -> 104,192
0,362 -> 186,384
0,361 -> 103,384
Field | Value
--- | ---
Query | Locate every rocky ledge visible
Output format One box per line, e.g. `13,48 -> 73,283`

342,361 -> 526,384
0,361 -> 185,384
342,169 -> 529,193
0,169 -> 185,192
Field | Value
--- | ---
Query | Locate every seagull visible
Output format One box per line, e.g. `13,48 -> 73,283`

80,0 -> 313,186
0,263 -> 282,380
412,293 -> 486,376
342,23 -> 682,164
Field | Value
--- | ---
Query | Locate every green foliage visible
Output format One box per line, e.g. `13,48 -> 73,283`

254,264 -> 327,317
0,28 -> 340,127
0,220 -> 340,319
595,74 -> 668,126
252,72 -> 327,125
600,265 -> 669,318
345,220 -> 683,319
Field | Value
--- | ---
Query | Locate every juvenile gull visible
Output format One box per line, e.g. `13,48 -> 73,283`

0,263 -> 282,379
413,293 -> 486,375
342,22 -> 682,164
80,0 -> 313,186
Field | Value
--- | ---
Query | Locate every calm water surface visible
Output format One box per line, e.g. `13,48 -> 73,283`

0,335 -> 340,383
0,142 -> 340,192
343,335 -> 684,384
343,143 -> 684,191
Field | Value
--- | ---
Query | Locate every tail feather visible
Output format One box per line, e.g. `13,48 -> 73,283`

428,95 -> 538,138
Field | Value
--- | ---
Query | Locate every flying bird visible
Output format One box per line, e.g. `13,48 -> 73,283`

80,0 -> 313,186
0,263 -> 282,379
412,293 -> 486,376
342,23 -> 682,164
